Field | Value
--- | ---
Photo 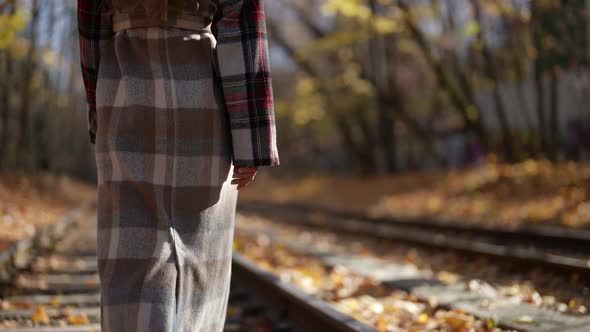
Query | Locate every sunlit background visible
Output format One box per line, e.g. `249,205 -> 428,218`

2,1 -> 589,177
1,0 -> 590,331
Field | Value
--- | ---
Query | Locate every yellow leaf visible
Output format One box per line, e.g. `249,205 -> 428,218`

42,50 -> 56,67
466,104 -> 479,121
417,313 -> 429,324
463,21 -> 481,37
31,305 -> 50,324
444,312 -> 475,329
513,315 -> 535,324
67,312 -> 90,325
49,296 -> 60,307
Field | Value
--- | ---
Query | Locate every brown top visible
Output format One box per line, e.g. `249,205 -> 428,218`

106,0 -> 218,32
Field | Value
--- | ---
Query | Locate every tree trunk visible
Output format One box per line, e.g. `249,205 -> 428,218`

334,116 -> 375,175
353,109 -> 379,172
0,51 -> 10,169
16,0 -> 40,168
497,0 -> 537,156
471,0 -> 516,161
548,69 -> 560,160
397,0 -> 488,152
0,2 -> 16,169
368,0 -> 397,173
534,69 -> 547,156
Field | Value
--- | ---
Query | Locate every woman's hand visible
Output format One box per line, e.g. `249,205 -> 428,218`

231,165 -> 258,191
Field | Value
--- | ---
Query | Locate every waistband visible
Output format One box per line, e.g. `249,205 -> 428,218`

112,12 -> 212,32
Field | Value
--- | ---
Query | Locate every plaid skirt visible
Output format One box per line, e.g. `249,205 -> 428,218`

94,26 -> 238,332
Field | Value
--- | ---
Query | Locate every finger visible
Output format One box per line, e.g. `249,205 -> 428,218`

232,173 -> 254,180
233,172 -> 255,180
234,168 -> 256,176
233,169 -> 253,178
231,178 -> 250,186
239,165 -> 257,170
232,174 -> 254,179
236,165 -> 258,171
231,175 -> 252,184
235,167 -> 257,176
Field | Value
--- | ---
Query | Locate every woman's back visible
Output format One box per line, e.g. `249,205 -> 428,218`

77,0 -> 279,330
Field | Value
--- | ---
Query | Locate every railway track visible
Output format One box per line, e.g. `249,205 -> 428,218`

237,201 -> 590,280
0,205 -> 376,332
233,207 -> 590,332
2,202 -> 588,332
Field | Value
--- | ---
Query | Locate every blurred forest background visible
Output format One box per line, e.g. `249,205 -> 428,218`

2,2 -> 590,329
0,0 -> 589,179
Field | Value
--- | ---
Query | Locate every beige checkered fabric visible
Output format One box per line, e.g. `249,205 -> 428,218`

95,25 -> 238,331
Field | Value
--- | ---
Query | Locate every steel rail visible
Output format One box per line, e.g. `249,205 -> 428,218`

238,201 -> 590,250
232,253 -> 377,332
238,201 -> 590,279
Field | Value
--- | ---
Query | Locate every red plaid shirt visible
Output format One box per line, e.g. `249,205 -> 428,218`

77,0 -> 280,167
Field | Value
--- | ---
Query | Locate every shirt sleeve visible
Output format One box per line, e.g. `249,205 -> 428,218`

211,0 -> 280,167
77,0 -> 112,144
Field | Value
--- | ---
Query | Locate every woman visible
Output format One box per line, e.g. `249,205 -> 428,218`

77,0 -> 280,331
